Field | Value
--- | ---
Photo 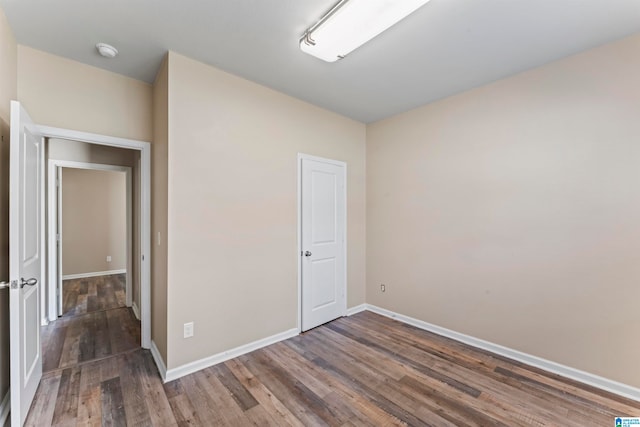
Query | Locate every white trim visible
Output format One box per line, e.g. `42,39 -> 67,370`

61,269 -> 127,281
56,166 -> 62,316
125,168 -> 133,308
163,328 -> 299,383
297,153 -> 348,333
40,129 -> 46,334
46,161 -> 57,323
296,155 -> 302,333
150,340 -> 167,381
38,126 -> 148,150
346,304 -> 367,316
364,304 -> 640,402
40,125 -> 151,349
140,141 -> 151,349
131,301 -> 141,320
0,390 -> 10,426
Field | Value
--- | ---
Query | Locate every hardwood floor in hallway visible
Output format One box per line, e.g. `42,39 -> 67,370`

26,274 -> 142,425
61,274 -> 126,317
41,274 -> 139,373
26,303 -> 640,426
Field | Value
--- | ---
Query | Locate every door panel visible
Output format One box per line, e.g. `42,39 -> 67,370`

301,156 -> 346,331
311,258 -> 337,308
23,286 -> 39,376
22,130 -> 39,263
10,101 -> 43,427
311,170 -> 337,244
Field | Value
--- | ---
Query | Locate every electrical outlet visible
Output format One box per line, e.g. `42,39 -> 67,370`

106,255 -> 112,262
184,322 -> 194,338
381,284 -> 386,293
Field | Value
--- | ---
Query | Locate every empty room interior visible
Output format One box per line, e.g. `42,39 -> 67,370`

0,0 -> 639,426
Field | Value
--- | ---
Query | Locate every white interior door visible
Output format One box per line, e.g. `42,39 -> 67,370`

56,166 -> 63,315
300,155 -> 346,331
9,101 -> 44,426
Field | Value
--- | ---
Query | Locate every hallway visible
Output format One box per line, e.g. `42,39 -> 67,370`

27,274 -> 143,425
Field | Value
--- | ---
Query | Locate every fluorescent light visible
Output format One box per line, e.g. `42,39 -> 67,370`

300,0 -> 431,62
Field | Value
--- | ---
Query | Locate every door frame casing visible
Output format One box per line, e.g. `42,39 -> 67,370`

47,160 -> 133,322
296,153 -> 348,333
39,125 -> 151,349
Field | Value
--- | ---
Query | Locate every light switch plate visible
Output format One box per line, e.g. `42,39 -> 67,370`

184,322 -> 194,338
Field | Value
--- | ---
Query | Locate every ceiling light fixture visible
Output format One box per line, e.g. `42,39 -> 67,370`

300,0 -> 431,62
96,43 -> 118,58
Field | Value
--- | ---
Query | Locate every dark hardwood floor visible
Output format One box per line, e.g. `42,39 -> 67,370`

27,305 -> 639,426
41,307 -> 141,372
62,274 -> 126,317
41,274 -> 139,373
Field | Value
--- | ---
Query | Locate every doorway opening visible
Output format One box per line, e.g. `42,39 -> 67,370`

44,162 -> 140,371
47,161 -> 133,320
40,128 -> 151,350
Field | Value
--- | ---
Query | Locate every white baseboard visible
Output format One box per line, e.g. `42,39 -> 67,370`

62,269 -> 126,280
150,340 -> 167,381
0,390 -> 10,426
365,304 -> 640,402
163,328 -> 299,383
346,303 -> 367,316
131,301 -> 140,320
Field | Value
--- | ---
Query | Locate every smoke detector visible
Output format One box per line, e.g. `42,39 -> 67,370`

96,43 -> 118,58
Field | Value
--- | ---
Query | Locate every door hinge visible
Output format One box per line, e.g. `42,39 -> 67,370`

56,234 -> 60,242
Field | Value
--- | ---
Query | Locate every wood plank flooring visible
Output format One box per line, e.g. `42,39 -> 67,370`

41,274 -> 139,373
62,274 -> 126,317
42,307 -> 141,372
27,309 -> 640,426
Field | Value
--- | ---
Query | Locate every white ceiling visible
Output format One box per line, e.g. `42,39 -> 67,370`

2,0 -> 640,123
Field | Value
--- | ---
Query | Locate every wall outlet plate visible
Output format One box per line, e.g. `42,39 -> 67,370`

106,255 -> 112,262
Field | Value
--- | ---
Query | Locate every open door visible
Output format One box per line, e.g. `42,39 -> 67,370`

9,101 -> 43,426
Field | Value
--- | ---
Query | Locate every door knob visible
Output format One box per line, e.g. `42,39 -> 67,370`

20,277 -> 37,288
304,251 -> 312,257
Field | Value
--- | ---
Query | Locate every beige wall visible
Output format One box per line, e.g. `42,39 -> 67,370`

61,169 -> 127,276
17,44 -> 153,311
0,9 -> 16,122
165,52 -> 366,369
17,45 -> 153,142
152,57 -> 169,362
48,138 -> 137,167
0,6 -> 16,400
367,33 -> 640,388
